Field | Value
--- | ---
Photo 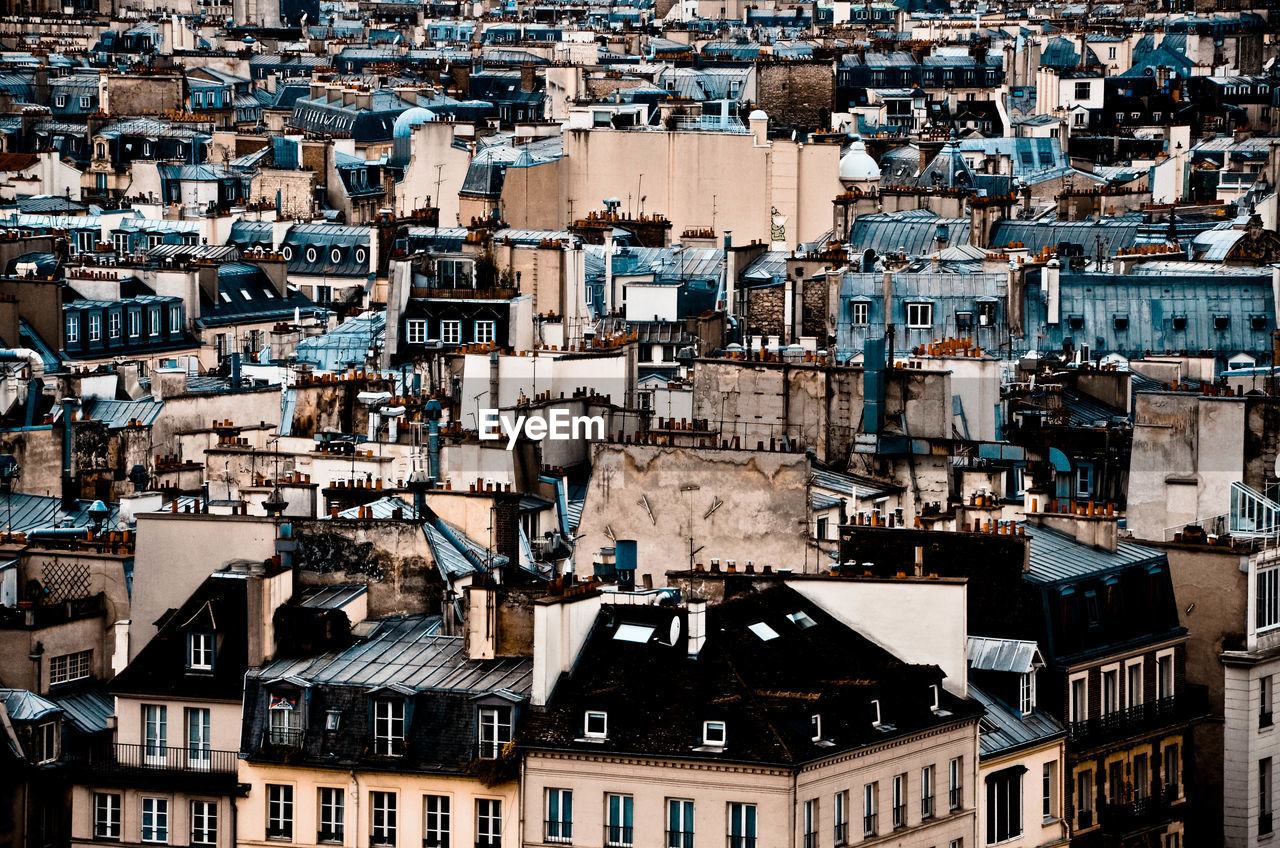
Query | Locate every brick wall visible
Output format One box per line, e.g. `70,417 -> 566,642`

756,62 -> 834,128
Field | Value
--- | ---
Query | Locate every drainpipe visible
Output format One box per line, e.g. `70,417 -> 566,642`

60,397 -> 80,511
426,399 -> 442,484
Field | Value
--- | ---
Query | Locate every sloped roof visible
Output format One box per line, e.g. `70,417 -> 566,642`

967,636 -> 1041,674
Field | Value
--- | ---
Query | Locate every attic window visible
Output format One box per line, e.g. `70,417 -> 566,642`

219,292 -> 231,303
1253,316 -> 1268,331
786,611 -> 816,630
956,310 -> 973,329
372,698 -> 405,756
584,711 -> 607,739
1172,315 -> 1187,331
810,714 -> 822,742
241,289 -> 253,301
1113,315 -> 1128,331
325,710 -> 341,731
702,720 -> 726,747
747,622 -> 780,641
187,632 -> 214,671
614,623 -> 655,643
930,684 -> 940,710
1067,315 -> 1084,330
1215,315 -> 1231,331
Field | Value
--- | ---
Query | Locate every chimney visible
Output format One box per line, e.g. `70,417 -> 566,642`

749,109 -> 768,146
1043,258 -> 1061,325
687,600 -> 707,658
532,590 -> 603,705
465,582 -> 497,660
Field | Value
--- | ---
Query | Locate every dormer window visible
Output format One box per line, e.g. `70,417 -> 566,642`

871,699 -> 883,727
325,710 -> 341,731
267,694 -> 301,746
584,711 -> 608,739
187,632 -> 214,671
1020,671 -> 1037,715
478,705 -> 513,758
702,720 -> 726,747
930,685 -> 940,711
809,714 -> 822,742
373,698 -> 405,755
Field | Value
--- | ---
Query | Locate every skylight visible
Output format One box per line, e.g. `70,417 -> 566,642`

241,289 -> 253,300
748,622 -> 780,641
613,623 -> 655,643
787,611 -> 816,630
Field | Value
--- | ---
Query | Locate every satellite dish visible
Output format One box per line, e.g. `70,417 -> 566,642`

668,615 -> 682,646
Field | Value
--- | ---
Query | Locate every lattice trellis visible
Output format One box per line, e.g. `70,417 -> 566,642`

40,560 -> 91,604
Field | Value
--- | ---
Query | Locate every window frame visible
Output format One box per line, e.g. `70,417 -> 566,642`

702,719 -> 727,747
850,300 -> 869,326
424,795 -> 450,848
545,788 -> 573,844
862,783 -> 877,837
584,710 -> 607,739
267,784 -> 295,840
370,790 -> 397,847
905,301 -> 933,330
477,705 -> 513,759
441,320 -> 461,345
141,797 -> 170,845
190,800 -> 218,846
49,649 -> 91,685
405,319 -> 427,345
373,699 -> 406,756
984,767 -> 1023,845
666,798 -> 693,848
476,798 -> 502,848
187,632 -> 214,671
727,802 -> 756,848
318,787 -> 345,844
94,792 -> 122,841
474,320 -> 496,345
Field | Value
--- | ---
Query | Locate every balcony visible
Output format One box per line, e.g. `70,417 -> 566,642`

862,814 -> 876,838
892,805 -> 906,830
76,743 -> 238,791
833,822 -> 847,847
1098,796 -> 1175,836
804,833 -> 818,848
949,788 -> 962,811
604,825 -> 632,848
544,822 -> 572,844
1067,689 -> 1207,747
666,831 -> 693,848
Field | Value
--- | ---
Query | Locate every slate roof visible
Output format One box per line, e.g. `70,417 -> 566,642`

297,584 -> 368,610
282,224 -> 372,278
81,397 -> 164,429
1023,525 -> 1163,584
521,585 -> 980,764
970,684 -> 1064,759
967,635 -> 1040,674
52,687 -> 113,735
0,688 -> 59,722
0,493 -> 122,534
844,210 -> 971,258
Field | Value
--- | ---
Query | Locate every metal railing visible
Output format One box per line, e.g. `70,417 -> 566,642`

544,821 -> 572,843
726,837 -> 756,848
84,742 -> 238,775
833,822 -> 847,847
263,727 -> 303,748
604,825 -> 633,848
1067,692 -> 1205,745
949,787 -> 962,810
921,795 -> 934,819
892,805 -> 906,829
665,831 -> 693,848
862,814 -> 876,837
803,832 -> 818,848
1263,710 -> 1273,729
1098,796 -> 1174,835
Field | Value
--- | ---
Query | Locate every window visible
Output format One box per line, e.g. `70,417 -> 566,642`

476,799 -> 502,848
1263,676 -> 1273,728
1074,82 -> 1090,99
108,311 -> 120,339
1102,668 -> 1118,715
606,794 -> 633,848
188,632 -> 214,670
545,789 -> 573,843
55,94 -> 67,107
1113,315 -> 1128,331
1164,743 -> 1180,799
149,309 -> 160,336
143,705 -> 167,763
667,799 -> 693,848
1069,676 -> 1087,722
371,791 -> 397,846
833,791 -> 848,847
424,795 -> 449,848
441,320 -> 461,344
1075,464 -> 1093,498
1259,568 -> 1280,630
439,259 -> 474,289
49,650 -> 91,684
373,699 -> 405,755
319,788 -> 344,843
268,696 -> 301,746
728,803 -> 756,848
1042,762 -> 1057,821
703,720 -> 726,747
1215,315 -> 1231,331
478,706 -> 512,758
186,708 -> 211,768
1157,652 -> 1174,700
170,305 -> 181,333
921,765 -> 934,819
1107,761 -> 1123,804
1108,46 -> 1117,60
816,518 -> 828,541
475,320 -> 496,344
892,774 -> 906,829
94,793 -> 121,840
906,302 -> 933,329
89,313 -> 101,342
128,310 -> 139,337
956,310 -> 973,330
65,315 -> 79,344
1019,672 -> 1036,715
863,783 -> 877,837
850,301 -> 869,326
584,711 -> 607,739
406,320 -> 426,345
1073,112 -> 1085,127
1134,753 -> 1149,800
267,784 -> 294,839
191,801 -> 217,846
35,719 -> 56,763
985,768 -> 1022,844
803,799 -> 818,848
1262,758 -> 1273,835
142,798 -> 169,844
1077,769 -> 1094,829
810,713 -> 822,741
949,757 -> 963,810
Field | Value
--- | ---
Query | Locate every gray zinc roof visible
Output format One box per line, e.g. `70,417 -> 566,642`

967,635 -> 1041,674
1023,525 -> 1164,585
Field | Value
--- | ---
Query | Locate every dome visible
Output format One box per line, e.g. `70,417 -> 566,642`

393,107 -> 437,139
839,136 -> 880,183
748,109 -> 768,122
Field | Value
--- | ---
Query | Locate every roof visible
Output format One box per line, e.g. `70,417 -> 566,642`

52,687 -> 113,734
296,584 -> 368,609
1023,524 -> 1164,584
844,210 -> 971,257
81,397 -> 164,430
0,493 -> 122,534
253,614 -> 532,696
295,312 -> 385,371
970,684 -> 1064,759
967,635 -> 1040,674
0,688 -> 59,722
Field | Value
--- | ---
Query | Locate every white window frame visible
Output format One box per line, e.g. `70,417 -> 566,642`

1162,742 -> 1181,800
89,312 -> 101,342
810,713 -> 822,742
149,308 -> 160,335
94,792 -> 122,840
141,797 -> 169,844
170,304 -> 181,332
545,789 -> 573,844
186,707 -> 211,768
373,699 -> 405,756
406,319 -> 427,345
727,802 -> 756,848
985,768 -> 1022,845
143,704 -> 167,764
441,320 -> 461,345
424,795 -> 450,848
905,302 -> 933,329
1259,566 -> 1280,631
371,791 -> 397,847
190,800 -> 217,846
37,720 -> 57,763
476,799 -> 502,848
702,720 -> 726,747
606,794 -> 633,848
478,706 -> 512,759
1069,673 -> 1089,722
1125,658 -> 1143,708
584,711 -> 607,739
128,310 -> 140,338
267,784 -> 294,840
1042,761 -> 1057,821
188,632 -> 214,670
319,787 -> 345,843
65,315 -> 79,343
1156,649 -> 1175,700
474,320 -> 496,345
49,649 -> 91,684
1019,671 -> 1036,715
851,300 -> 869,326
863,783 -> 877,837
892,774 -> 906,829
949,757 -> 963,811
108,311 -> 120,339
1101,664 -> 1120,716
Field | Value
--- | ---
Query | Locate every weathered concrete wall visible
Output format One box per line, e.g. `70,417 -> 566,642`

756,61 -> 834,128
105,75 -> 185,115
577,444 -> 816,587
